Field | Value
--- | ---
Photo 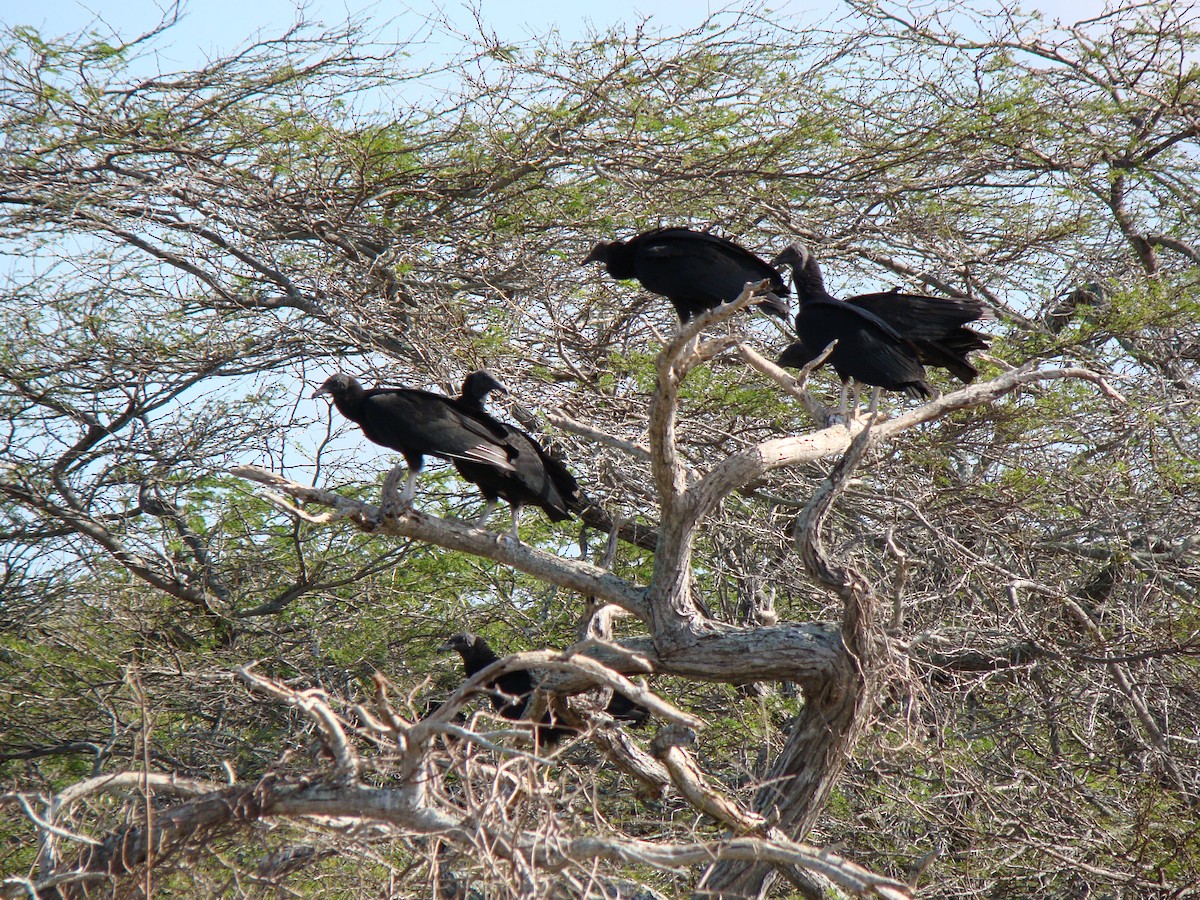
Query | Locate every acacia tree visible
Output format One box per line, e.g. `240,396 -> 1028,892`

2,2 -> 1198,898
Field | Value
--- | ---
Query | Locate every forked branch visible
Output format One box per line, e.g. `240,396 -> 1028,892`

692,362 -> 1126,522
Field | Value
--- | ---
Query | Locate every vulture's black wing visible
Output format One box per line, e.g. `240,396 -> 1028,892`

784,298 -> 931,398
846,292 -> 990,382
358,388 -> 516,471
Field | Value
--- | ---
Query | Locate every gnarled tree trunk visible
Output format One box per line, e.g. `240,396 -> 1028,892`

700,427 -> 884,898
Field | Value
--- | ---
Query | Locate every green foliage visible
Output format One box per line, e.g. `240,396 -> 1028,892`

3,1 -> 1200,896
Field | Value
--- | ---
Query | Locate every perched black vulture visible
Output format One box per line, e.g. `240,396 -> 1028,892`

583,226 -> 790,322
442,631 -> 575,744
773,243 -> 992,414
775,243 -> 991,380
442,632 -> 649,741
454,371 -> 581,538
1044,281 -> 1107,334
312,373 -> 515,509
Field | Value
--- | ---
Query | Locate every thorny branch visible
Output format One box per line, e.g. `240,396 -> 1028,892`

5,3 -> 1199,897
10,671 -> 911,900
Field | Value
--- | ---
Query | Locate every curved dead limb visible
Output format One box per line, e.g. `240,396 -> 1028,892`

644,282 -> 773,649
545,408 -> 655,463
421,648 -> 702,734
587,720 -> 673,796
6,793 -> 99,851
536,625 -> 844,691
647,726 -> 853,897
794,422 -> 877,608
651,725 -> 770,835
571,604 -> 671,794
649,280 -> 769,500
692,363 -> 1126,523
238,665 -> 358,783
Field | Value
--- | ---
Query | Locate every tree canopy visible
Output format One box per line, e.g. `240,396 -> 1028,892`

2,1 -> 1198,897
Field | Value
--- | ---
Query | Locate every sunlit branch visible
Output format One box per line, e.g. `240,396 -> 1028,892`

231,465 -> 651,619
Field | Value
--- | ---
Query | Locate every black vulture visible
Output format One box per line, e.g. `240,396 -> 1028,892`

772,243 -> 991,414
442,632 -> 649,742
583,226 -> 790,322
454,371 -> 581,538
442,632 -> 576,745
312,373 -> 516,509
1044,281 -> 1107,334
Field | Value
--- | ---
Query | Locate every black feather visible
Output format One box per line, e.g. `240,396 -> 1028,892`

312,373 -> 516,474
443,632 -> 650,740
442,632 -> 575,744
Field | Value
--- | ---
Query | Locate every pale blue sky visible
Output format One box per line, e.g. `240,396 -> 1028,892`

17,0 -> 1113,69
